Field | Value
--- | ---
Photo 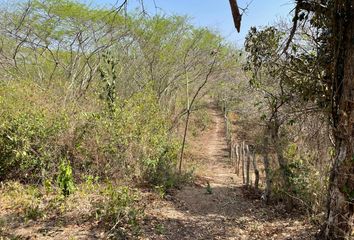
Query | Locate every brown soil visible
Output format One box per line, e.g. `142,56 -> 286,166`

0,104 -> 317,239
140,104 -> 317,240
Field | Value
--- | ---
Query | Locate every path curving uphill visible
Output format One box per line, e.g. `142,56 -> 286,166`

142,103 -> 315,240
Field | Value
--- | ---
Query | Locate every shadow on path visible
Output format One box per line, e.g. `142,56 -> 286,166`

142,102 -> 316,240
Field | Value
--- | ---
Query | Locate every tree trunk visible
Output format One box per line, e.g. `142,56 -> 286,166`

271,121 -> 288,180
321,2 -> 354,238
178,54 -> 217,174
179,110 -> 191,173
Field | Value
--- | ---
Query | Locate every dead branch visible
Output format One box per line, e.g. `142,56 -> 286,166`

229,0 -> 242,33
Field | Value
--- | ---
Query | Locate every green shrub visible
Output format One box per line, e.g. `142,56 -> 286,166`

0,82 -> 68,182
73,88 -> 180,186
57,158 -> 75,197
94,185 -> 143,238
0,82 -> 182,191
274,143 -> 328,214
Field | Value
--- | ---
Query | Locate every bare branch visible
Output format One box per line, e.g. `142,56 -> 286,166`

229,0 -> 242,33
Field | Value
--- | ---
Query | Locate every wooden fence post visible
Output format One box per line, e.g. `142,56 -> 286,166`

252,150 -> 259,189
246,144 -> 250,186
230,142 -> 234,162
242,141 -> 245,184
235,144 -> 239,175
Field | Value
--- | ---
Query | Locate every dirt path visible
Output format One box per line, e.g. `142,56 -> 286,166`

142,104 -> 316,240
0,104 -> 316,239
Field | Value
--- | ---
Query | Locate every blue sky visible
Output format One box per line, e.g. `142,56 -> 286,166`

89,0 -> 295,46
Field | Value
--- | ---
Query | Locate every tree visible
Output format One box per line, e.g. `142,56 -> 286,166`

0,0 -> 130,98
78,0 -> 354,237
232,0 -> 353,237
244,27 -> 288,201
280,0 -> 354,238
307,1 -> 354,238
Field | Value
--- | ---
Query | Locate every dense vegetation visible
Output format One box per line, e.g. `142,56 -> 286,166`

0,0 -> 240,238
0,0 -> 353,239
226,0 -> 353,238
0,0 -> 237,183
